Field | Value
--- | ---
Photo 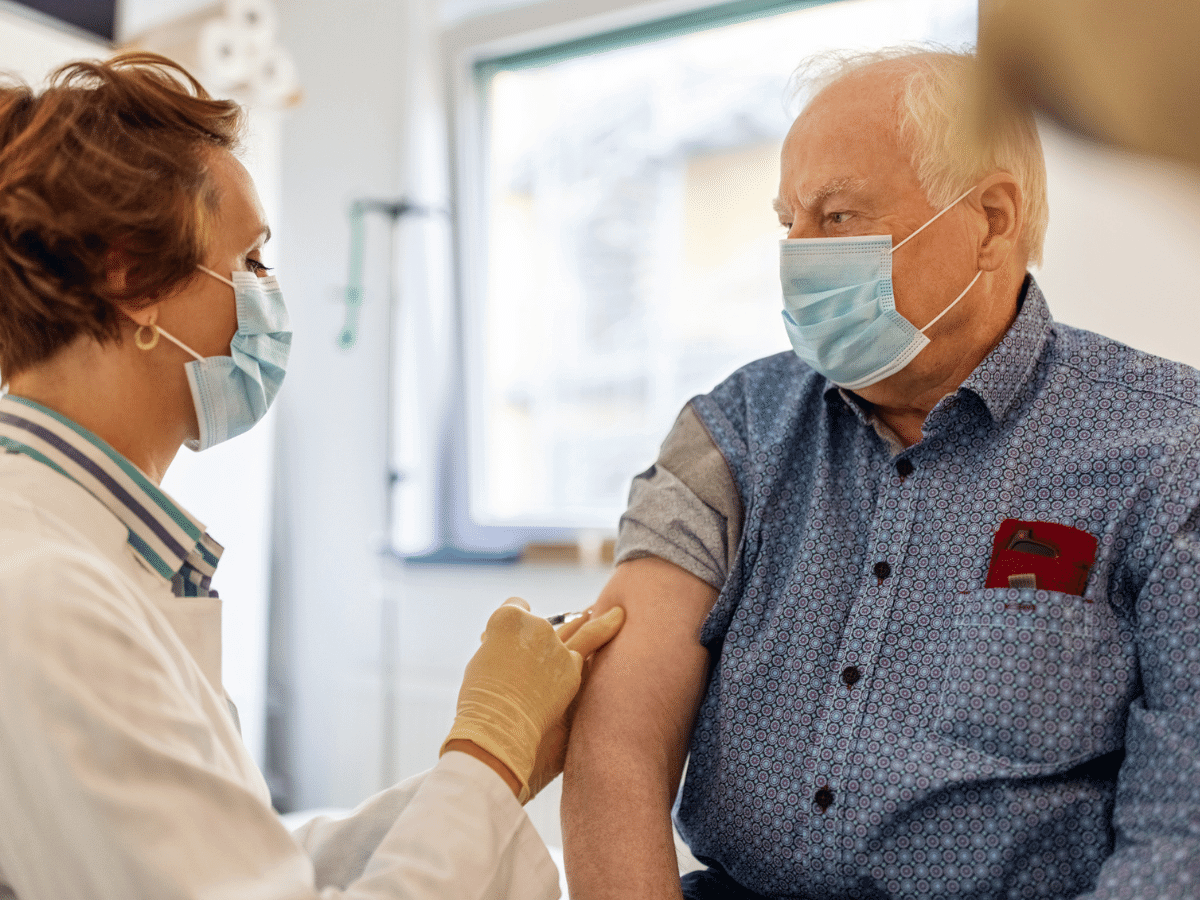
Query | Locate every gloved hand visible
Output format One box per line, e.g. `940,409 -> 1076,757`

440,598 -> 625,803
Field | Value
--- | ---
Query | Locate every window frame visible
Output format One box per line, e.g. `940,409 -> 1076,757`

426,0 -> 926,558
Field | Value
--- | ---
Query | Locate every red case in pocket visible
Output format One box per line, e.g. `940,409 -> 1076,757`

984,519 -> 1097,598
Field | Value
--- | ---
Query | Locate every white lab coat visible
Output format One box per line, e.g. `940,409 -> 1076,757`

0,451 -> 559,900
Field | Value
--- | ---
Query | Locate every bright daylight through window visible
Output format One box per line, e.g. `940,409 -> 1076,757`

469,0 -> 977,529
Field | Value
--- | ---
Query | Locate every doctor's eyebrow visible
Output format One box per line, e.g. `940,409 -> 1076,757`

246,225 -> 272,254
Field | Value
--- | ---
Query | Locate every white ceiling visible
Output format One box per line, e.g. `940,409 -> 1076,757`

117,0 -> 542,42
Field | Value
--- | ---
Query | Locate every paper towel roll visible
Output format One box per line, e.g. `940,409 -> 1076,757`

198,18 -> 253,90
225,0 -> 278,53
250,46 -> 298,106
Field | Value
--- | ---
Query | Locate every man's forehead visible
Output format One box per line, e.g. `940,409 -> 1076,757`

777,75 -> 915,211
786,63 -> 909,152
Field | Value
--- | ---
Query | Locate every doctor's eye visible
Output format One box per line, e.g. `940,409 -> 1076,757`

246,258 -> 273,275
827,211 -> 853,226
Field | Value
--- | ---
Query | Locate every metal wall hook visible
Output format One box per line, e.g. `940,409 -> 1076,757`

337,197 -> 448,350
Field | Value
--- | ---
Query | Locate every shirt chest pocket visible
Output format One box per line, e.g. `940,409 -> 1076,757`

933,587 -> 1137,774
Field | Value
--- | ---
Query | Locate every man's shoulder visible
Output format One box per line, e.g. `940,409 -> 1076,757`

685,351 -> 830,476
1050,322 -> 1200,408
704,350 -> 824,410
731,348 -> 814,380
1045,323 -> 1200,460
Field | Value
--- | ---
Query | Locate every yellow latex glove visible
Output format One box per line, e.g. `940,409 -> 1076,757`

440,598 -> 625,803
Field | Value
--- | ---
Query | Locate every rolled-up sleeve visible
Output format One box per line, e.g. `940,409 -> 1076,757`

614,404 -> 743,590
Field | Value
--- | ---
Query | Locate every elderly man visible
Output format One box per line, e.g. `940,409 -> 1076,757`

561,48 -> 1200,900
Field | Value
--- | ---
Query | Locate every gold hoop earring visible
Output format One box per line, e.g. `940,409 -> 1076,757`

134,323 -> 160,351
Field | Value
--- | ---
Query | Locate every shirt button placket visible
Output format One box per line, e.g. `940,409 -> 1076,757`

819,451 -> 922,840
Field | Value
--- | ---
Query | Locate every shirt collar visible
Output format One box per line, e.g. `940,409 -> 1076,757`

824,274 -> 1053,428
0,395 -> 223,597
956,275 -> 1053,423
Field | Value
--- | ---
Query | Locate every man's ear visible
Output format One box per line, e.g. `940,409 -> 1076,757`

974,172 -> 1023,272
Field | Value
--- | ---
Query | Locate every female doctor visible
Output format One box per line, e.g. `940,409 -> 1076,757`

0,52 -> 622,899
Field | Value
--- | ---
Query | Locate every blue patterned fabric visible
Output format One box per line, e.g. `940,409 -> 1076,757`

678,278 -> 1200,899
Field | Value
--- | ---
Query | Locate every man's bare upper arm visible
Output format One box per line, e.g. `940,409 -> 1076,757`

574,555 -> 719,788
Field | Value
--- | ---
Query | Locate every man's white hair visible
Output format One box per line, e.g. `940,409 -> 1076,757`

788,46 -> 1048,267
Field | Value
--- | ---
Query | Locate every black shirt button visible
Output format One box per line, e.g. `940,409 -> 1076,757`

873,561 -> 891,581
841,665 -> 861,687
814,786 -> 834,812
896,458 -> 914,478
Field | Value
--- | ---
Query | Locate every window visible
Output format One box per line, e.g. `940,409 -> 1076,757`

450,0 -> 977,538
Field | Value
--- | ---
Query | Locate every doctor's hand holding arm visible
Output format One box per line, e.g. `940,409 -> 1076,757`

445,597 -> 627,804
0,51 -> 622,900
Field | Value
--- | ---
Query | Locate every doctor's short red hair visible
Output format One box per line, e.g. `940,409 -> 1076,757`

0,51 -> 244,382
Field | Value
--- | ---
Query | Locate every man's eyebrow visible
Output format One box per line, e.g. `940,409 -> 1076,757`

797,177 -> 867,211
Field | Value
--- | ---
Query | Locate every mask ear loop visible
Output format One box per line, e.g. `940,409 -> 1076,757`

919,269 -> 982,334
891,185 -> 977,254
197,264 -> 236,288
889,184 -> 982,335
155,326 -> 205,362
128,266 -> 229,361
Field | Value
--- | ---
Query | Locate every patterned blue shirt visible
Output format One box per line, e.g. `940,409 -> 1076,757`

618,279 -> 1200,899
0,395 -> 223,598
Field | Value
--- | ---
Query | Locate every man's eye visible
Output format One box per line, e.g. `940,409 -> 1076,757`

828,211 -> 852,225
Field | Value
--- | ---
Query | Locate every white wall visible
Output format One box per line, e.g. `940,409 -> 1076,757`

118,0 -> 214,38
273,0 -> 418,810
1036,123 -> 1200,365
0,3 -> 106,80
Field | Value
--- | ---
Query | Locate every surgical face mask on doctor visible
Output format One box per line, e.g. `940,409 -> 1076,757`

779,186 -> 982,391
147,266 -> 292,452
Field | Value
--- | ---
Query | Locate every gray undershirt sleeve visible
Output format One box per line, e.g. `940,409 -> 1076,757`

613,404 -> 744,590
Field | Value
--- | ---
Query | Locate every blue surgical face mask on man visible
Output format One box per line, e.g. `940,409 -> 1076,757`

152,266 -> 292,451
779,186 -> 981,390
